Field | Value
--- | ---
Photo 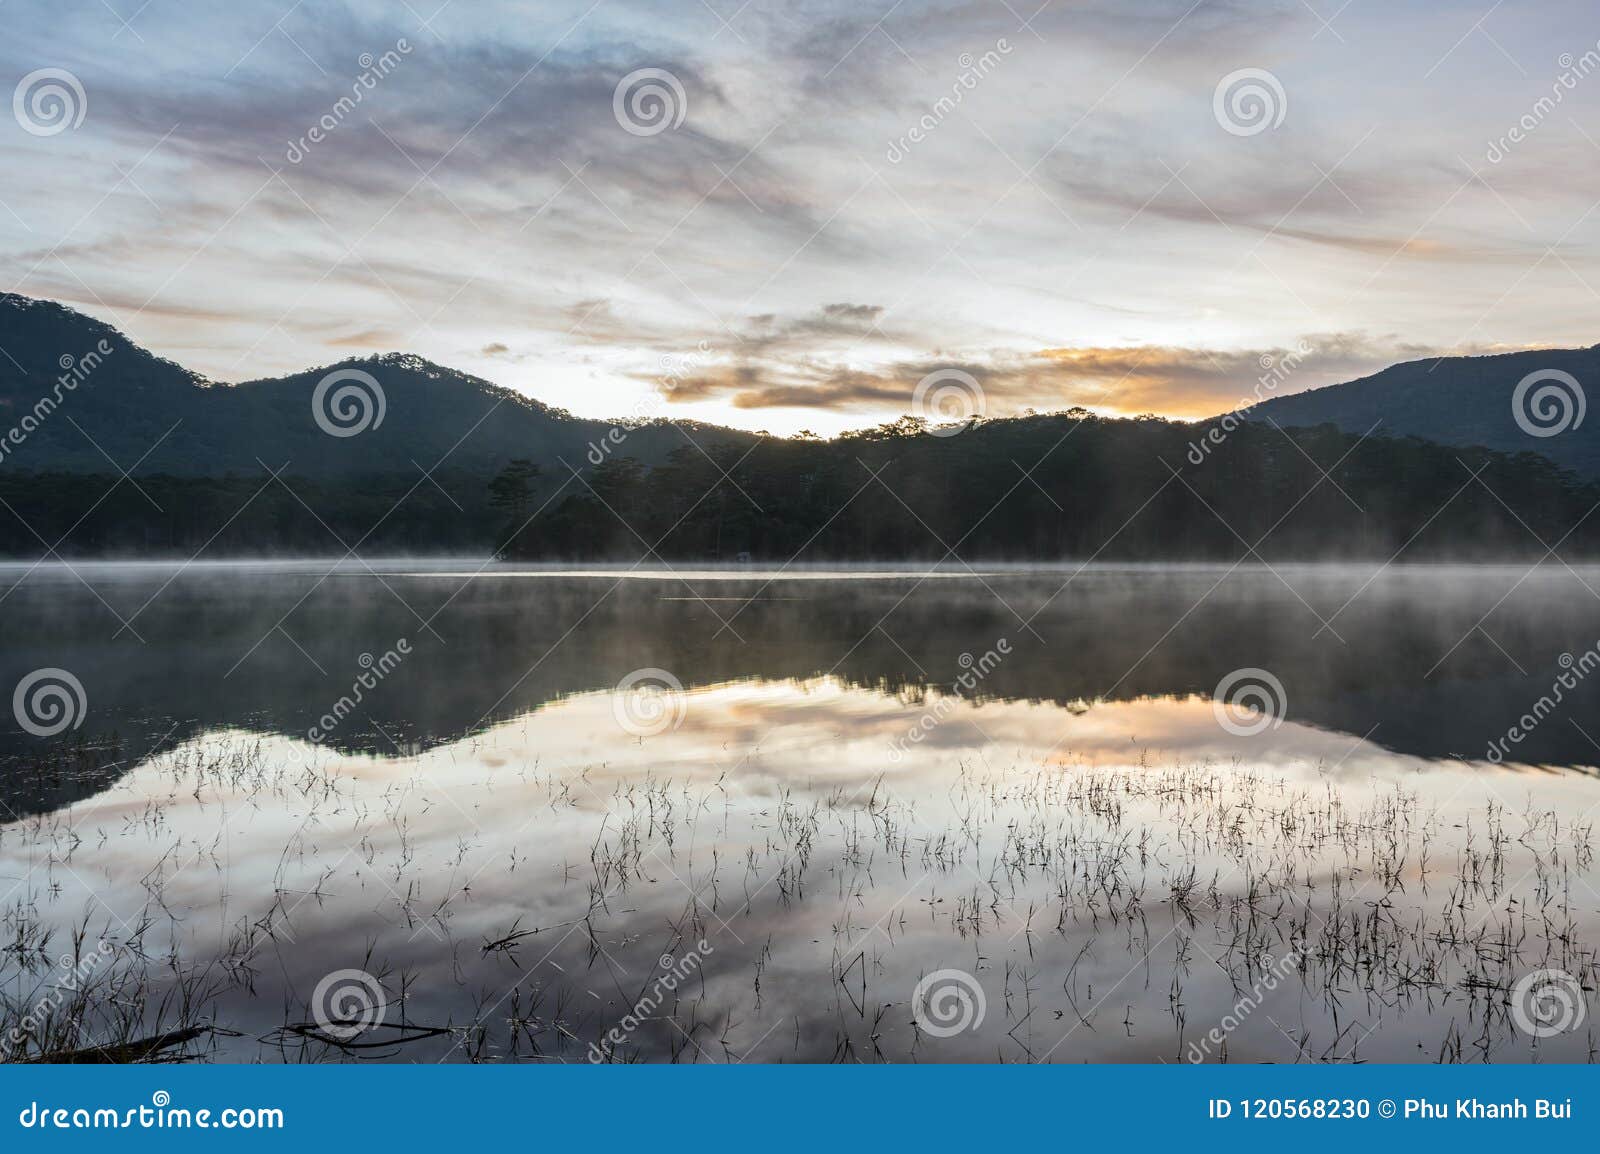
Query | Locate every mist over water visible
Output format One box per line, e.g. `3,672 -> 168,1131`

2,561 -> 1598,1062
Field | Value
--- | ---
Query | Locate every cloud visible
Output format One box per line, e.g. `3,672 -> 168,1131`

3,0 -> 1597,427
327,327 -> 406,348
663,334 -> 1478,419
733,303 -> 895,352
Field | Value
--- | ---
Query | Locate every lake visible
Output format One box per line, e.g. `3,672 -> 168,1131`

2,560 -> 1598,1062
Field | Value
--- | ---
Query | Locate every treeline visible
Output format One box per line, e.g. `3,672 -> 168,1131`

2,413 -> 1595,560
501,414 -> 1600,561
0,468 -> 502,555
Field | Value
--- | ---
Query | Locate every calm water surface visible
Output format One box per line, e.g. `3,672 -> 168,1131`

2,561 -> 1599,1062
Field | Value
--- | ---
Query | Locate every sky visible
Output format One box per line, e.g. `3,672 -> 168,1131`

3,0 -> 1599,435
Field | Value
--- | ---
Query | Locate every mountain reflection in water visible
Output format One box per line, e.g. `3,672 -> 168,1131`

1,562 -> 1598,1063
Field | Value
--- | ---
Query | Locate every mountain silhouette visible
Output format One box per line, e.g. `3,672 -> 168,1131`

0,293 -> 753,477
1245,345 -> 1600,475
4,293 -> 1600,564
6,293 -> 1598,479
